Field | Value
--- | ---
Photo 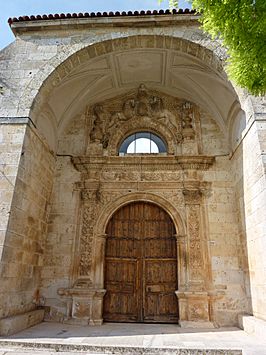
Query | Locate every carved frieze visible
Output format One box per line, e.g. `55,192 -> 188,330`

182,187 -> 207,288
72,156 -> 215,178
78,189 -> 125,278
187,205 -> 204,280
79,206 -> 96,277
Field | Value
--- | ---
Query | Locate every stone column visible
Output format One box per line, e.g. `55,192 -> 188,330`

176,188 -> 214,328
183,189 -> 205,289
93,234 -> 107,289
89,233 -> 107,325
175,234 -> 187,291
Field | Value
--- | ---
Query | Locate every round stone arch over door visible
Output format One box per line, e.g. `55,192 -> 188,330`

103,201 -> 179,323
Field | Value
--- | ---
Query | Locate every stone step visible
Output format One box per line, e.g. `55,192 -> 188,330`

0,340 -> 242,355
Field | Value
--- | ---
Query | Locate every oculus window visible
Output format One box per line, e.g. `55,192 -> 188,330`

119,132 -> 167,155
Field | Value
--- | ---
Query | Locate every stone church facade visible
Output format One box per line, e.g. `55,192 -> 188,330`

0,10 -> 265,335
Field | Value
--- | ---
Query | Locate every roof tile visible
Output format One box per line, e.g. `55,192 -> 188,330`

8,8 -> 196,25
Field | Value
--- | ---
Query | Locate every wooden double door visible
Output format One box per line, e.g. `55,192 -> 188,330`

103,202 -> 178,323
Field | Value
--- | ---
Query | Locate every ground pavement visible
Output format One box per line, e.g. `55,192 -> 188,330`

0,322 -> 265,354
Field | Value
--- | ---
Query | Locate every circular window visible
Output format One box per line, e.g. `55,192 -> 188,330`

119,132 -> 167,155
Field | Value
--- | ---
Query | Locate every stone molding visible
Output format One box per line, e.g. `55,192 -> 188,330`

72,155 -> 215,174
0,117 -> 32,125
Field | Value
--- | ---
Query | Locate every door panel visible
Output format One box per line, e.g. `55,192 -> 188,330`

144,259 -> 178,322
104,259 -> 138,321
104,202 -> 178,323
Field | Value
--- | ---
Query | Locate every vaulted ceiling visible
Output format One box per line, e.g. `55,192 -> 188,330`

35,46 -> 241,150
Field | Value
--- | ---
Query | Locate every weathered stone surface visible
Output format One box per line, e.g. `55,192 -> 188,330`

239,314 -> 266,340
0,309 -> 44,336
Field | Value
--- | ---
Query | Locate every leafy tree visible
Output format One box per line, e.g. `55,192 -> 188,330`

160,0 -> 266,96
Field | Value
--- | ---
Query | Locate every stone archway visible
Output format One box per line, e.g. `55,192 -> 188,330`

29,31 -> 251,329
16,34 -> 241,153
103,201 -> 179,323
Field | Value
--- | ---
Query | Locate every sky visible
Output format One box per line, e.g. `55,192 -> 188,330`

0,0 -> 190,49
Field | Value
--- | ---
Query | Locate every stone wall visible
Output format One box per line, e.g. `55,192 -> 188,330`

204,155 -> 251,325
201,111 -> 251,325
228,95 -> 266,324
41,155 -> 80,322
0,121 -> 27,263
0,122 -> 55,320
241,122 -> 266,320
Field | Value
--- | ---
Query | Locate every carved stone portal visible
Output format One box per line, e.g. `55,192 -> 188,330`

56,86 -> 215,327
58,152 -> 215,327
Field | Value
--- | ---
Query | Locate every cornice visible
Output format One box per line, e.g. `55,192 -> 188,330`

9,13 -> 199,35
72,155 -> 215,173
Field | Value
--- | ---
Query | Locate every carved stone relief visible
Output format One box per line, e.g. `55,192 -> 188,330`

78,188 -> 126,281
79,205 -> 96,278
182,101 -> 196,140
187,205 -> 204,281
86,84 -> 199,155
182,189 -> 207,290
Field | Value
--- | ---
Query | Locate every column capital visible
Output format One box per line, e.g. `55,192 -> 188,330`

174,234 -> 186,243
182,188 -> 203,204
95,233 -> 107,240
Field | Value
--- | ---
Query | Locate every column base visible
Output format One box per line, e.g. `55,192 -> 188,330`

58,285 -> 106,326
176,290 -> 213,325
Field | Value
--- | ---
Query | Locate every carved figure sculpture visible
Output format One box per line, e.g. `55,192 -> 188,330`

90,104 -> 111,147
90,105 -> 105,142
123,99 -> 136,119
182,101 -> 195,139
136,83 -> 150,116
150,96 -> 164,116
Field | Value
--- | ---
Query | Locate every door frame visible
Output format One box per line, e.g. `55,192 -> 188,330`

91,192 -> 186,321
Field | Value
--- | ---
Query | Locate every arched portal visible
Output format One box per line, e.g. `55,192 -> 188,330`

103,201 -> 178,323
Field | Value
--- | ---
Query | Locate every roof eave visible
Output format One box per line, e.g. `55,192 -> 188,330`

10,14 -> 200,36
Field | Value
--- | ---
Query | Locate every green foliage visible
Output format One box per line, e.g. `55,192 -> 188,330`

169,0 -> 178,9
160,0 -> 266,96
